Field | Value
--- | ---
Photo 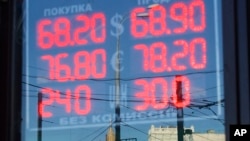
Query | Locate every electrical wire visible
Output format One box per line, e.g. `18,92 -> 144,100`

22,81 -> 223,102
89,123 -> 112,141
22,69 -> 224,82
76,120 -> 115,141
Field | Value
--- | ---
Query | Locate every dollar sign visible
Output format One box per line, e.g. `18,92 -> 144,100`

110,13 -> 124,38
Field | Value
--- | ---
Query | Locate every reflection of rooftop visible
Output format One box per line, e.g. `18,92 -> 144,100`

148,125 -> 225,141
192,133 -> 225,141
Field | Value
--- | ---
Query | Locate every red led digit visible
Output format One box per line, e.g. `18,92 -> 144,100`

170,2 -> 188,34
134,79 -> 150,111
151,78 -> 168,109
74,15 -> 90,45
134,44 -> 149,71
74,51 -> 90,80
171,40 -> 188,71
41,55 -> 55,80
149,42 -> 167,73
38,88 -> 55,118
189,0 -> 206,32
55,89 -> 71,113
130,7 -> 148,38
55,53 -> 71,82
91,49 -> 106,78
37,19 -> 54,49
190,37 -> 207,69
172,75 -> 190,108
74,85 -> 91,115
91,13 -> 106,43
149,5 -> 170,36
54,17 -> 71,47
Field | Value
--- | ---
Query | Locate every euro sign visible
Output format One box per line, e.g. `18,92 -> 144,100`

110,51 -> 124,72
110,13 -> 124,38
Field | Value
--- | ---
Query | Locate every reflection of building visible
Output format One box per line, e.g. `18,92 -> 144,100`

148,125 -> 225,141
191,130 -> 225,141
106,125 -> 115,141
148,125 -> 179,141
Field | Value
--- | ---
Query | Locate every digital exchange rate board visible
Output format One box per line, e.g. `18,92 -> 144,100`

23,0 -> 223,130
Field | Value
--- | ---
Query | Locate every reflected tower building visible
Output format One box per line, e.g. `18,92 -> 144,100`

106,124 -> 115,141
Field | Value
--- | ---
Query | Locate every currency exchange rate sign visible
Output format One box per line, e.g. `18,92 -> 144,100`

23,0 -> 223,130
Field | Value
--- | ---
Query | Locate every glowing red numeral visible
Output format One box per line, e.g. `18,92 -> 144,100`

172,75 -> 190,108
134,44 -> 149,71
38,85 -> 92,117
55,89 -> 71,113
55,53 -> 71,82
91,49 -> 106,78
38,88 -> 55,118
74,85 -> 91,115
41,55 -> 55,80
134,78 -> 169,110
74,51 -> 91,80
54,17 -> 71,47
170,2 -> 188,34
41,49 -> 106,82
135,38 -> 207,72
37,19 -> 54,49
171,40 -> 188,71
189,0 -> 206,32
134,79 -> 150,111
150,42 -> 167,73
151,78 -> 168,109
134,77 -> 191,110
74,15 -> 90,45
37,13 -> 106,49
190,37 -> 207,69
91,13 -> 106,43
149,5 -> 170,35
130,7 -> 148,38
